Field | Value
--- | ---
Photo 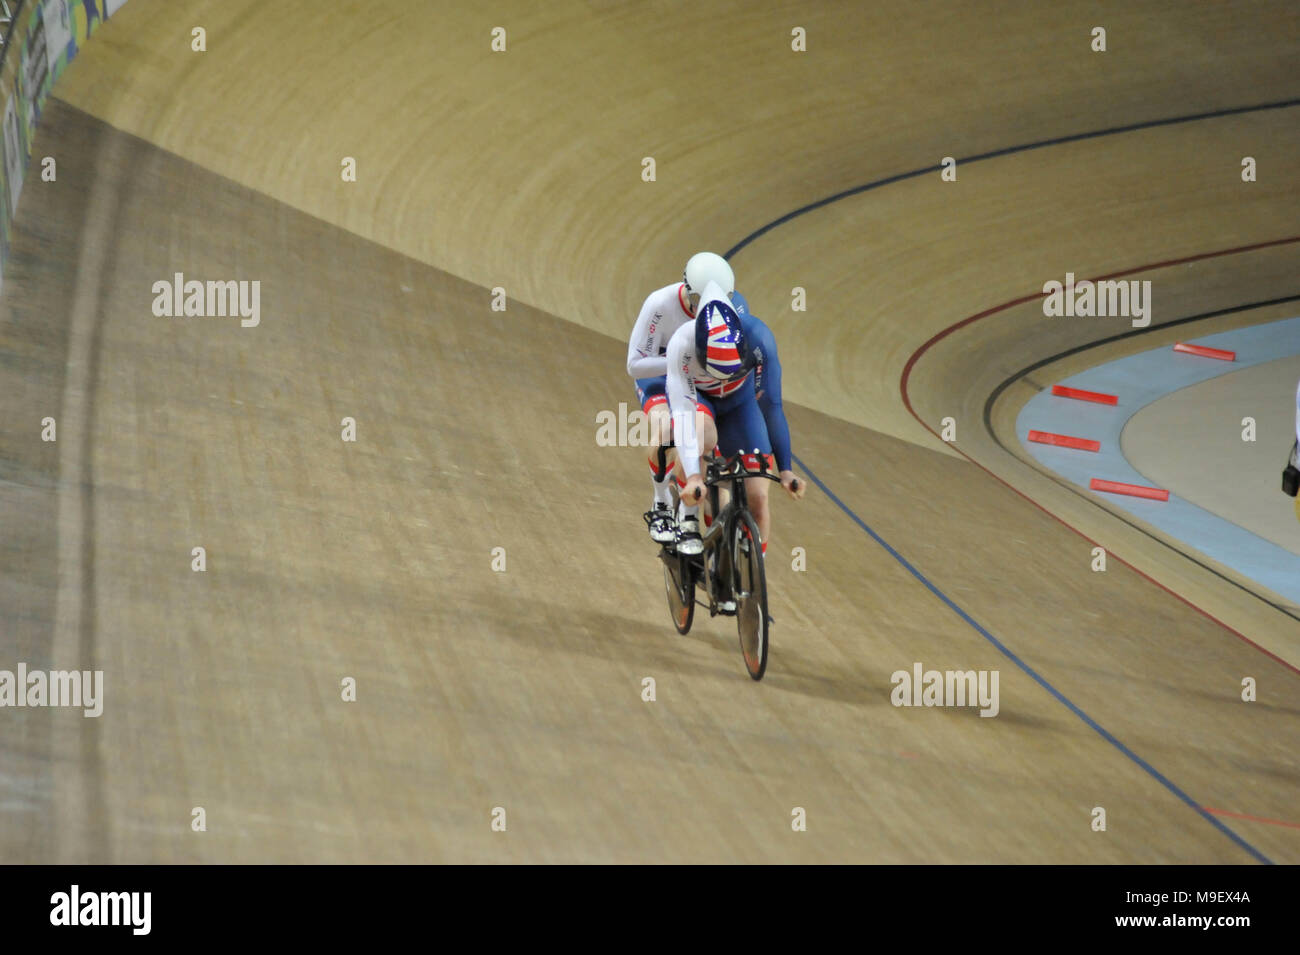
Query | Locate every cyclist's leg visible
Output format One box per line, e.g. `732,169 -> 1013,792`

670,398 -> 716,555
641,392 -> 674,490
646,401 -> 674,456
705,393 -> 768,610
743,458 -> 777,552
715,391 -> 774,547
635,377 -> 674,494
669,400 -> 718,489
635,378 -> 678,542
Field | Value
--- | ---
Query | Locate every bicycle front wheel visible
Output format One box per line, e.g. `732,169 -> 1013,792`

733,510 -> 768,680
664,554 -> 695,635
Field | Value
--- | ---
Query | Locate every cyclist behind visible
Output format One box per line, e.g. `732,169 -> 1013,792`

627,252 -> 740,544
665,280 -> 803,558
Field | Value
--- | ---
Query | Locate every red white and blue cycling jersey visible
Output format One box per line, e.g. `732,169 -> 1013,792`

627,281 -> 792,479
665,284 -> 769,477
696,373 -> 749,399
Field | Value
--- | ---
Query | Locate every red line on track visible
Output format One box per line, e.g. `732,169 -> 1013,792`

899,234 -> 1300,676
1202,807 -> 1300,830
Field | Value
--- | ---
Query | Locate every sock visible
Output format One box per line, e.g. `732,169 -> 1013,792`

674,474 -> 698,521
651,478 -> 672,507
648,453 -> 673,507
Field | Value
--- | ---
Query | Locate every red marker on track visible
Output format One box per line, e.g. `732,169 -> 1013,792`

1028,430 -> 1100,452
1173,342 -> 1236,361
1090,478 -> 1169,501
1051,385 -> 1118,405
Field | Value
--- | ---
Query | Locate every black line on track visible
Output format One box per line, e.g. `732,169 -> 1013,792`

725,98 -> 1300,260
724,95 -> 1300,863
982,294 -> 1300,623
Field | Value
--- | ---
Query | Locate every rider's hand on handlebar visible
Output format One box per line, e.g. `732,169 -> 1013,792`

780,470 -> 805,500
682,474 -> 706,505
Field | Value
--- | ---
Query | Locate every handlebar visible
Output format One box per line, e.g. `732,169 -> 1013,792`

703,453 -> 792,488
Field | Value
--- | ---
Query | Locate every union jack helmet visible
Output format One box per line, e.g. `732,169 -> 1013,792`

694,284 -> 754,381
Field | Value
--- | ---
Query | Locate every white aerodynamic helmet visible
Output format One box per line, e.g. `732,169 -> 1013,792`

683,252 -> 735,300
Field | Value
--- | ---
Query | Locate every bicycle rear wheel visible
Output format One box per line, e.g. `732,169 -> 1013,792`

663,555 -> 695,634
733,511 -> 768,680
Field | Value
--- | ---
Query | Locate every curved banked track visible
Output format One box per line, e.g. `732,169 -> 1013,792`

0,0 -> 1297,863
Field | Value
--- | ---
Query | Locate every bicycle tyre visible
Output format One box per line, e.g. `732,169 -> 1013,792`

733,510 -> 768,680
664,555 -> 695,635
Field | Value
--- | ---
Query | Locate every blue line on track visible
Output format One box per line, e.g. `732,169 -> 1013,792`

736,96 -> 1300,862
727,96 -> 1298,862
790,458 -> 1273,865
790,454 -> 1268,867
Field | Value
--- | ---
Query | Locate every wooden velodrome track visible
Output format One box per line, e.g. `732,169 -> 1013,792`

2,0 -> 1298,863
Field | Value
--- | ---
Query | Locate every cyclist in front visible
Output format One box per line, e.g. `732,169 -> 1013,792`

664,280 -> 804,561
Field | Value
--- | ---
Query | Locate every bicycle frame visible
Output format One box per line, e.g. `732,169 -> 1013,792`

662,452 -> 781,616
655,450 -> 785,679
